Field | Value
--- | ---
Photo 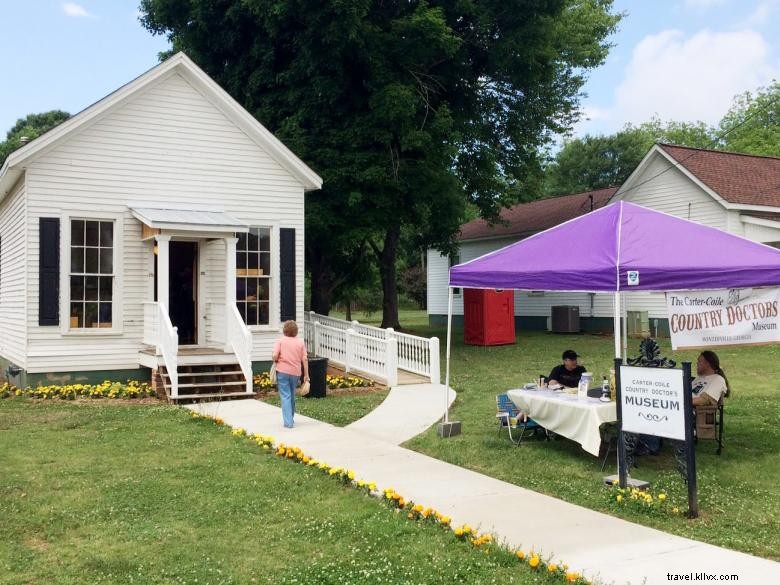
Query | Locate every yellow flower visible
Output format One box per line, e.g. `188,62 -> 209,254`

616,494 -> 623,503
673,507 -> 680,514
658,493 -> 667,501
548,563 -> 558,573
529,555 -> 540,569
566,571 -> 581,583
454,528 -> 464,537
516,550 -> 526,560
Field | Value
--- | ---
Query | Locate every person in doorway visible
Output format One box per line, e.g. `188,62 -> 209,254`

272,320 -> 309,428
547,349 -> 586,388
691,350 -> 729,406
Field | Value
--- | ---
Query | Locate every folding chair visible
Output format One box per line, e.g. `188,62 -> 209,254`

496,393 -> 546,445
694,386 -> 729,455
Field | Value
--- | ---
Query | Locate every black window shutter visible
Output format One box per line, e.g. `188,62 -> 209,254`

39,218 -> 60,326
279,228 -> 296,322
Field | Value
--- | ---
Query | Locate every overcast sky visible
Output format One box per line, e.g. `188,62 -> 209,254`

1,1 -> 778,139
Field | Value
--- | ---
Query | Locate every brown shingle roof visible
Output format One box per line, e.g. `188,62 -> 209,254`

458,187 -> 618,242
659,144 -> 780,207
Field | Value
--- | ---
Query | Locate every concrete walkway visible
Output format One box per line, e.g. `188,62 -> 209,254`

186,393 -> 779,585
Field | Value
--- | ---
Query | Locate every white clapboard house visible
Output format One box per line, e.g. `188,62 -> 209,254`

427,145 -> 780,335
0,53 -> 321,398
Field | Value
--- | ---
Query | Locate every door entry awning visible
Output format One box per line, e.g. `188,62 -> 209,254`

130,206 -> 249,234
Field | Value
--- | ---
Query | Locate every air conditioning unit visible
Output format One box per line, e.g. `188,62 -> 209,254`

551,305 -> 580,333
627,310 -> 650,338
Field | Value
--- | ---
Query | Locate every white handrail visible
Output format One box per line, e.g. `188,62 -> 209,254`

226,304 -> 253,393
157,303 -> 179,397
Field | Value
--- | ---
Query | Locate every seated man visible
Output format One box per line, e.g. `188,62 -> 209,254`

692,350 -> 729,406
547,349 -> 586,388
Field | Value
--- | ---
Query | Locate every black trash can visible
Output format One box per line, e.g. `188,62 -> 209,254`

304,356 -> 328,398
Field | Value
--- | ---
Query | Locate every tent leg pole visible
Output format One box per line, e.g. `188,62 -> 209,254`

614,292 -> 621,359
444,287 -> 453,424
622,292 -> 628,359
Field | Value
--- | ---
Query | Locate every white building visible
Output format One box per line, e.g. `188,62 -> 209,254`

427,144 -> 780,334
0,53 -> 321,397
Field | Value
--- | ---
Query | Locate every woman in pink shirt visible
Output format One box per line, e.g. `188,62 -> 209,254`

272,320 -> 309,428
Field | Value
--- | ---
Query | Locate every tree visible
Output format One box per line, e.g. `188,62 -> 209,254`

719,82 -> 780,157
544,118 -> 714,195
0,110 -> 70,166
141,0 -> 619,328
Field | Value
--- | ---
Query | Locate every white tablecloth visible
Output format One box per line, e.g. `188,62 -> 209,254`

506,389 -> 617,456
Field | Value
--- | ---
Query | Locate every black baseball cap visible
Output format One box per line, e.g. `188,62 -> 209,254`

562,350 -> 579,360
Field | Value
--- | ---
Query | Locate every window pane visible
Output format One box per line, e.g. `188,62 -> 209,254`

85,221 -> 99,246
85,248 -> 99,273
246,278 -> 257,301
259,252 -> 270,275
84,302 -> 98,327
98,302 -> 112,326
100,222 -> 113,247
71,220 -> 85,246
257,278 -> 269,301
247,250 -> 259,271
237,232 -> 247,251
99,277 -> 113,302
246,302 -> 258,325
248,229 -> 259,252
71,248 -> 84,274
85,276 -> 99,301
237,251 -> 247,271
258,302 -> 269,325
257,228 -> 270,252
70,276 -> 85,301
236,278 -> 246,301
99,248 -> 113,274
237,302 -> 246,323
70,303 -> 84,328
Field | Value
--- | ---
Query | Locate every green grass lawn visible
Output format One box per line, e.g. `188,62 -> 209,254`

389,313 -> 780,560
260,389 -> 389,427
0,398 -> 580,585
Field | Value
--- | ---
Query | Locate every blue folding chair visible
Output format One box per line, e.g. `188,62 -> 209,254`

496,393 -> 547,445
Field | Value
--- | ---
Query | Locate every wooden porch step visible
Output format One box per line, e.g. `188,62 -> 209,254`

161,370 -> 243,379
170,391 -> 255,401
177,381 -> 248,389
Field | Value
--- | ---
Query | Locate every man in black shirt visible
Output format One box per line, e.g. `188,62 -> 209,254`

547,349 -> 586,388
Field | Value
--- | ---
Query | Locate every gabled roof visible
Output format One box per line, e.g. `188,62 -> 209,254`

0,52 -> 322,199
457,187 -> 618,242
654,144 -> 780,207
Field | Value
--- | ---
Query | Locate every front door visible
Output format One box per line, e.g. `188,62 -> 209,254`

169,241 -> 198,345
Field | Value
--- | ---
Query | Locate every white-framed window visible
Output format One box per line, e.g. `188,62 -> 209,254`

69,219 -> 114,329
236,227 -> 271,326
449,253 -> 461,296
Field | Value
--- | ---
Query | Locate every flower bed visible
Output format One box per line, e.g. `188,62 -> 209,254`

189,410 -> 595,585
0,380 -> 155,400
253,372 -> 374,393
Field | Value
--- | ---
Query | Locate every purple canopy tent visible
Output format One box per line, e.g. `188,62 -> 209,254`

440,201 -> 780,424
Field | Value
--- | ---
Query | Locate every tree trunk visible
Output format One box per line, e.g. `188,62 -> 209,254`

377,225 -> 401,329
345,300 -> 352,321
308,249 -> 334,315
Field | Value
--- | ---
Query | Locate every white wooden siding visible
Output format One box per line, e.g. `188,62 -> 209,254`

0,178 -> 28,366
24,72 -> 304,373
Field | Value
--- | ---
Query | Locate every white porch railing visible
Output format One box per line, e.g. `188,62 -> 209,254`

304,311 -> 439,385
226,304 -> 254,393
157,303 -> 179,397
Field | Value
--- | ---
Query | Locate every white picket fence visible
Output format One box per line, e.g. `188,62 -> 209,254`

304,312 -> 440,386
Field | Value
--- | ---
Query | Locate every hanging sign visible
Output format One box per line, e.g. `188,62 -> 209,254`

620,366 -> 686,440
666,287 -> 780,350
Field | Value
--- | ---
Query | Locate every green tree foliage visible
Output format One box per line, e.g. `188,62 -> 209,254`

719,82 -> 780,157
140,0 -> 619,328
0,110 -> 70,167
544,118 -> 714,195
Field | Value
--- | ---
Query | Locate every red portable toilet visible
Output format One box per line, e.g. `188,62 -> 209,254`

463,288 -> 516,345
